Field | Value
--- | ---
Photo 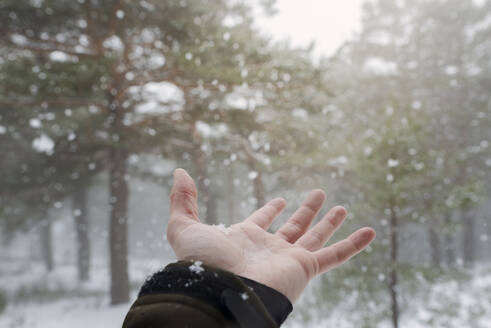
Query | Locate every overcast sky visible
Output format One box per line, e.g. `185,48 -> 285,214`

257,0 -> 364,58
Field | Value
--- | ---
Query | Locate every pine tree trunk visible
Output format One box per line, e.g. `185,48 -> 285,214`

109,146 -> 130,304
40,216 -> 54,272
252,170 -> 265,209
241,138 -> 265,209
191,122 -> 217,224
429,224 -> 441,269
192,147 -> 217,224
488,214 -> 491,261
444,213 -> 455,267
389,206 -> 399,328
462,205 -> 476,268
227,167 -> 236,222
206,190 -> 218,224
73,183 -> 90,282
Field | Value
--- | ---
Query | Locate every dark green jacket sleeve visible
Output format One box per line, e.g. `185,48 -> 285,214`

122,261 -> 292,328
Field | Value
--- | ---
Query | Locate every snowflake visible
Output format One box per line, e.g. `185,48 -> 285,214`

189,261 -> 205,274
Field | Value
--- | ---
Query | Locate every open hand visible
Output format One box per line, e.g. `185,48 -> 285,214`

167,168 -> 375,303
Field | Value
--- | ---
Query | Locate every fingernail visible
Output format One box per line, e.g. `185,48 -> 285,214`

361,228 -> 376,242
329,207 -> 346,226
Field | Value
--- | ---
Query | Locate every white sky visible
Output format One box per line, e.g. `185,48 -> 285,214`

257,0 -> 364,58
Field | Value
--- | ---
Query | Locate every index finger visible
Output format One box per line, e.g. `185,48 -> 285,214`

245,198 -> 286,230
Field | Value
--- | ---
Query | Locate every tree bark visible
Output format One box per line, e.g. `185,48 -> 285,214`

241,138 -> 265,209
488,214 -> 491,262
389,206 -> 399,328
109,146 -> 130,304
40,215 -> 54,272
227,166 -> 236,223
429,223 -> 441,269
191,122 -> 217,224
205,189 -> 218,225
461,204 -> 476,268
252,170 -> 265,209
443,212 -> 455,267
73,182 -> 90,282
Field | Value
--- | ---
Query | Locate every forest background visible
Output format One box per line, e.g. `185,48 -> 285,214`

0,0 -> 490,327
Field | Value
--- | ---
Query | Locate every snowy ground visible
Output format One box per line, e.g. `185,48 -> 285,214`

0,257 -> 164,328
1,257 -> 490,327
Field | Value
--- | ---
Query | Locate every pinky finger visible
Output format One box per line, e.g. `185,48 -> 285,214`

314,227 -> 375,274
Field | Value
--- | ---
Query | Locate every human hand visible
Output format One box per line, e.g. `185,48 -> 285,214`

167,168 -> 375,303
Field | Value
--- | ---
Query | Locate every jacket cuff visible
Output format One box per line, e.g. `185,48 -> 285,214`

138,261 -> 292,327
238,276 -> 292,325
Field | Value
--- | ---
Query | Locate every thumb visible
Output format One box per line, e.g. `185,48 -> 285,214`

170,168 -> 200,221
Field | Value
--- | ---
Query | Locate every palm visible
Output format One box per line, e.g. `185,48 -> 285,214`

167,169 -> 375,303
172,221 -> 315,301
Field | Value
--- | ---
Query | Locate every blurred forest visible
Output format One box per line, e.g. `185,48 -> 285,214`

0,0 -> 490,327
